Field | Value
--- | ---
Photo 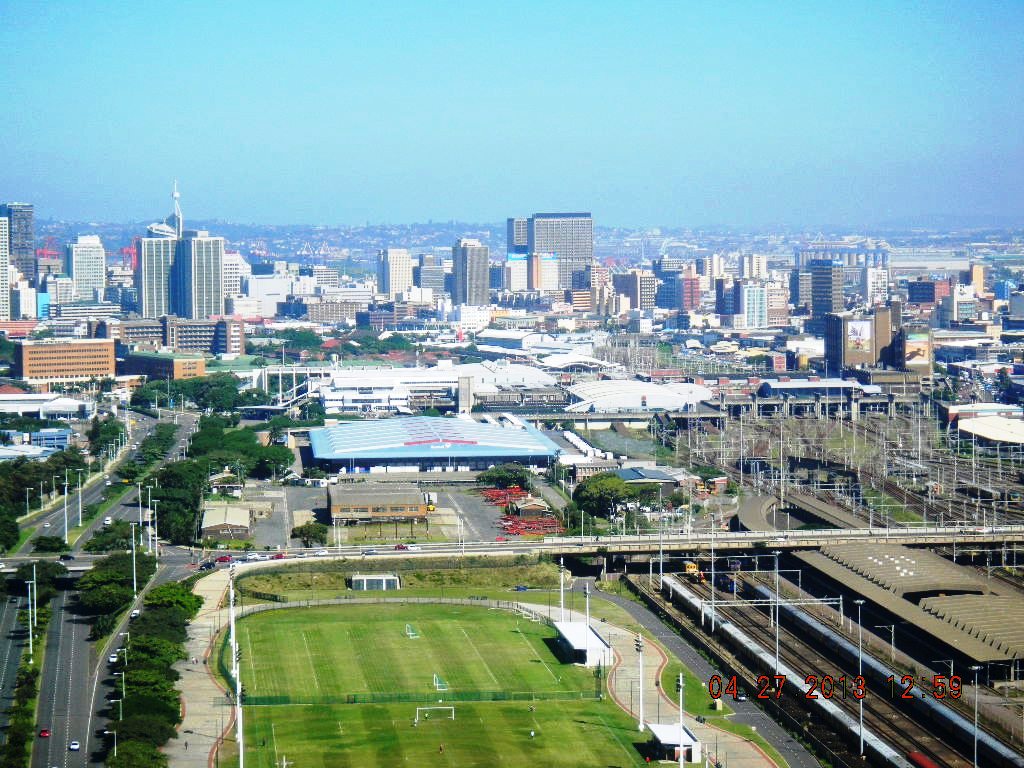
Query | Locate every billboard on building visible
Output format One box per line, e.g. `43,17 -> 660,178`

904,331 -> 931,368
845,320 -> 873,356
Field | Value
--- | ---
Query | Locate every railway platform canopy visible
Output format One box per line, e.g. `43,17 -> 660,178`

920,594 -> 1024,661
794,550 -> 1013,664
820,543 -> 986,600
955,414 -> 1024,445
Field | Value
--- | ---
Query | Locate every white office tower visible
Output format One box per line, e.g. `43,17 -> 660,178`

738,282 -> 768,328
505,253 -> 528,292
700,253 -> 724,279
44,275 -> 76,307
11,285 -> 36,319
376,248 -> 413,300
65,235 -> 107,301
740,253 -> 767,280
527,212 -> 593,290
0,217 -> 9,320
172,230 -> 224,319
862,266 -> 889,306
222,251 -> 251,298
137,236 -> 176,318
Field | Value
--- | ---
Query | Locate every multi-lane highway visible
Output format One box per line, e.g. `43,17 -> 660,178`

22,411 -> 199,767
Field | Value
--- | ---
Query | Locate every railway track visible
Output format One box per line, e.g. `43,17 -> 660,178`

687,578 -> 972,768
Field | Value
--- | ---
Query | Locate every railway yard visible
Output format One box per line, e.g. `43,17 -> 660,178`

589,400 -> 1024,767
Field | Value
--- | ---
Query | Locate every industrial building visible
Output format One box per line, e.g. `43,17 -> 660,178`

327,482 -> 427,522
309,416 -> 560,473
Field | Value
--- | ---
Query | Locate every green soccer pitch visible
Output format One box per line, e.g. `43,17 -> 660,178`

225,604 -> 653,767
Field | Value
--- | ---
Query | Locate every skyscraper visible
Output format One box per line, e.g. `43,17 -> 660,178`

809,259 -> 844,318
506,218 -> 528,255
376,248 -> 413,300
523,212 -> 593,290
222,251 -> 251,297
0,217 -> 10,321
137,236 -> 176,318
0,203 -> 34,284
453,238 -> 489,306
171,231 -> 224,319
65,235 -> 107,301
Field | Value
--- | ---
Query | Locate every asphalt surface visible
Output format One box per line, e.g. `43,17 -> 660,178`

577,579 -> 821,768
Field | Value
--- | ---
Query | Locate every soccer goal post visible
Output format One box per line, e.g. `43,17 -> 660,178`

415,706 -> 455,724
432,673 -> 449,691
406,623 -> 420,639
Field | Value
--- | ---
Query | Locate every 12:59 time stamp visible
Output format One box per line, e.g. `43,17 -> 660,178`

708,673 -> 964,702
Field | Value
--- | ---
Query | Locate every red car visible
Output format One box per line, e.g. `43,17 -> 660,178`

393,544 -> 408,551
215,555 -> 233,563
271,553 -> 286,560
38,729 -> 50,738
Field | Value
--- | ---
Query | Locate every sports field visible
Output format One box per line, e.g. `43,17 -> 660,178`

228,604 -> 652,767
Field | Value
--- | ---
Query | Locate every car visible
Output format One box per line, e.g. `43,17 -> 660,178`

105,481 -> 112,486
59,554 -> 74,561
361,549 -> 378,556
43,522 -> 51,528
513,585 -> 528,592
245,552 -> 261,561
104,516 -> 113,526
108,653 -> 119,664
406,544 -> 421,551
215,555 -> 233,563
393,544 -> 408,551
314,549 -> 329,557
271,553 -> 286,560
129,609 -> 140,619
8,597 -> 17,604
68,741 -> 80,751
38,729 -> 50,738
198,561 -> 216,571
736,691 -> 748,702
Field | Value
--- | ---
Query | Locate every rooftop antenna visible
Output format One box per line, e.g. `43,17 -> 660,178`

171,180 -> 183,238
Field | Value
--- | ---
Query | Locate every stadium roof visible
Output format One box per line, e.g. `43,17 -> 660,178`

309,416 -> 560,462
956,415 -> 1024,445
565,380 -> 712,413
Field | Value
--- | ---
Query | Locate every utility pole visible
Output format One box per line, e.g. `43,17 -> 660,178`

634,633 -> 644,732
130,523 -> 138,596
677,673 -> 685,768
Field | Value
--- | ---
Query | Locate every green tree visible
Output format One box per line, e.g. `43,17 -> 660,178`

477,463 -> 533,490
572,473 -> 634,517
144,582 -> 203,614
291,521 -> 329,547
32,535 -> 70,553
106,739 -> 168,768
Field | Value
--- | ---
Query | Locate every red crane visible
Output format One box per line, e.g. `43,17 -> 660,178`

120,237 -> 140,270
35,235 -> 59,259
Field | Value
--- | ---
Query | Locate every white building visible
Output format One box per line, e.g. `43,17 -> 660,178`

739,253 -> 767,280
222,251 -> 251,298
244,274 -> 293,317
0,217 -> 9,321
505,253 -> 528,292
377,248 -> 413,300
739,282 -> 768,328
65,235 -> 106,301
862,266 -> 889,306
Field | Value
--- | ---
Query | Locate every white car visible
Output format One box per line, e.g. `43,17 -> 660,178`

246,552 -> 261,561
406,544 -> 422,552
108,653 -> 118,664
43,522 -> 51,528
314,549 -> 329,557
68,741 -> 80,751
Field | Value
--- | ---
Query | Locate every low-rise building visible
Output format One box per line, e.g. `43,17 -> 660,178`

120,352 -> 207,380
328,483 -> 427,523
12,338 -> 116,385
200,504 -> 252,539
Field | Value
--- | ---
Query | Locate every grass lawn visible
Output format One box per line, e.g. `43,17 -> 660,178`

228,604 -> 653,767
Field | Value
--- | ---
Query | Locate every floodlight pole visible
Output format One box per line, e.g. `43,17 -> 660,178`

230,569 -> 245,768
584,583 -> 591,665
559,558 -> 565,622
773,551 -> 782,676
971,664 -> 982,768
855,599 -> 864,756
634,634 -> 644,732
678,672 -> 685,768
130,523 -> 138,596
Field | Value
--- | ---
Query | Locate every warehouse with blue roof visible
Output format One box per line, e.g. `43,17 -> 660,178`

308,416 -> 561,473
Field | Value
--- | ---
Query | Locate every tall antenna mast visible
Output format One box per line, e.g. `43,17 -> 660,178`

172,180 -> 183,238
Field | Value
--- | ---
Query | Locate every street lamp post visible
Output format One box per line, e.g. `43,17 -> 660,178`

76,468 -> 84,526
114,671 -> 125,699
854,599 -> 865,756
677,672 -> 685,768
773,550 -> 782,676
129,522 -> 138,595
62,481 -> 69,544
24,488 -> 30,517
634,634 -> 644,732
104,729 -> 117,758
110,697 -> 123,721
971,664 -> 982,768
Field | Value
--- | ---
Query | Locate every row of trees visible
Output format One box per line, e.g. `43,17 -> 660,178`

87,415 -> 125,456
187,416 -> 293,480
78,553 -> 157,638
0,448 -> 92,551
130,372 -> 270,414
103,581 -> 203,768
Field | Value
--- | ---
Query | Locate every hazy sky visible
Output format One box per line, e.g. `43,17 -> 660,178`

2,1 -> 1022,228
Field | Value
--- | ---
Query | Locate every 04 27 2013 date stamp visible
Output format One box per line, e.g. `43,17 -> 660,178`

708,673 -> 964,702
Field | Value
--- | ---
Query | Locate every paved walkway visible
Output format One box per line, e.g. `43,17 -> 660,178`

168,569 -> 789,768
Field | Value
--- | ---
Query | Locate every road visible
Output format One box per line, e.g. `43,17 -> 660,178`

26,411 -> 199,767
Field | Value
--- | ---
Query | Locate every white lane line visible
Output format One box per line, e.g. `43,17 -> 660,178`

458,625 -> 499,686
301,631 -> 322,691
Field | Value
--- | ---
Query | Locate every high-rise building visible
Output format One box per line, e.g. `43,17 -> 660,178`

738,282 -> 768,328
698,254 -> 724,279
222,251 -> 251,297
862,266 -> 889,306
65,235 -> 106,301
739,253 -> 767,280
612,269 -> 656,311
376,248 -> 413,300
809,259 -> 844,318
171,230 -> 224,319
504,253 -> 528,292
525,212 -> 593,290
137,236 -> 176,318
962,262 -> 986,296
766,280 -> 789,326
506,218 -> 528,255
453,238 -> 489,306
0,217 -> 9,321
0,203 -> 34,284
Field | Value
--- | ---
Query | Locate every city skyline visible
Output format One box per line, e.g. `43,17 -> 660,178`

2,2 -> 1022,228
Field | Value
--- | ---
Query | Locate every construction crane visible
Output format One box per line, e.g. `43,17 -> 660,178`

35,235 -> 59,260
120,237 -> 140,270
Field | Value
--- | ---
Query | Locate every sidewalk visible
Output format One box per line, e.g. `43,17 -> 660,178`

168,570 -> 779,768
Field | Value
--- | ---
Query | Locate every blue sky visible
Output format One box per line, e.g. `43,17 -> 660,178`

2,1 -> 1022,227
